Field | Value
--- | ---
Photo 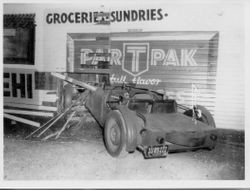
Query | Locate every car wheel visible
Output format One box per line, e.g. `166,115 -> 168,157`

104,110 -> 128,157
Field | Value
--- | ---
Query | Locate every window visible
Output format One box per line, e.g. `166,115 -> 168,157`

3,14 -> 35,65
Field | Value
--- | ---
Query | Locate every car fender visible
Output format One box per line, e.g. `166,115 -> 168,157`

117,105 -> 142,152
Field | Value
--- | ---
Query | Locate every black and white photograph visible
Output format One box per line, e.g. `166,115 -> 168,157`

1,0 -> 249,188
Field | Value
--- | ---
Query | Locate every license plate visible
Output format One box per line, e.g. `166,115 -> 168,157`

143,144 -> 168,159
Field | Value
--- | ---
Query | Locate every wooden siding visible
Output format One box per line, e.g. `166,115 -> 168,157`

214,66 -> 245,129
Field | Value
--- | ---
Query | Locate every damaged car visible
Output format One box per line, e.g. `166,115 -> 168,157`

84,82 -> 217,159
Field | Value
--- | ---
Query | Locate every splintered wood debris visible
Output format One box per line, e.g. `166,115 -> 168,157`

25,73 -> 99,141
25,91 -> 92,141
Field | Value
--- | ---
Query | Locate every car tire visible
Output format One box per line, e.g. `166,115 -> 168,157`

104,110 -> 128,157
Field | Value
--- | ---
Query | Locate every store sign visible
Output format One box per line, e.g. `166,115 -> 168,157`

109,74 -> 161,85
67,32 -> 218,87
80,44 -> 198,76
3,68 -> 59,109
4,72 -> 33,99
75,43 -> 198,86
81,46 -> 197,66
45,8 -> 168,24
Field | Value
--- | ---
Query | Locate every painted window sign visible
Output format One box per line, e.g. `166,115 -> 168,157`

3,68 -> 58,108
67,32 -> 218,113
80,44 -> 197,69
122,43 -> 149,77
67,32 -> 219,88
4,72 -> 33,99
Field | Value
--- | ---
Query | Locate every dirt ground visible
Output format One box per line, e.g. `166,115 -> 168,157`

3,118 -> 245,180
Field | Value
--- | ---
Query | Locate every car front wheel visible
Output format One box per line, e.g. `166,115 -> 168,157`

104,110 -> 128,157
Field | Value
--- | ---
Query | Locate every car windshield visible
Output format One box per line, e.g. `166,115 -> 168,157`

128,94 -> 177,114
132,94 -> 153,100
128,94 -> 153,114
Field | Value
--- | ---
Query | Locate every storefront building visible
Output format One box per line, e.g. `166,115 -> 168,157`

3,2 -> 245,130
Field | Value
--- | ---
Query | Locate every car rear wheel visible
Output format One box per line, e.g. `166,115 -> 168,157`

104,110 -> 128,157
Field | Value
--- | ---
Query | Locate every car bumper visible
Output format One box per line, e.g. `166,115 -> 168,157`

139,128 -> 218,150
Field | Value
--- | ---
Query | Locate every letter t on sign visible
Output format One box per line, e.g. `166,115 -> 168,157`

126,46 -> 146,72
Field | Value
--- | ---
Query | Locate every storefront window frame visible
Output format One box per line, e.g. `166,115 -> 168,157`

3,14 -> 36,65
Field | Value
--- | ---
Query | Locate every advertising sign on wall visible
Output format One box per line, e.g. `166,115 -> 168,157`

67,31 -> 219,112
3,68 -> 58,111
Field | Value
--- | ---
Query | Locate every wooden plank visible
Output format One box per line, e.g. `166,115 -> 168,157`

36,111 -> 65,138
36,96 -> 81,138
42,132 -> 57,141
51,72 -> 97,91
4,109 -> 54,117
4,113 -> 40,127
4,102 -> 57,112
55,111 -> 76,139
25,114 -> 60,139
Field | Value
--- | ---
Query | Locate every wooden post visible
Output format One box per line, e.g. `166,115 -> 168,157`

51,72 -> 97,91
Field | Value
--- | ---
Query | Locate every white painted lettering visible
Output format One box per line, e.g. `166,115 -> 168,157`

163,49 -> 179,66
181,49 -> 197,66
126,46 -> 146,72
132,76 -> 161,85
110,49 -> 122,65
110,74 -> 127,84
91,48 -> 105,65
80,49 -> 92,65
151,49 -> 165,66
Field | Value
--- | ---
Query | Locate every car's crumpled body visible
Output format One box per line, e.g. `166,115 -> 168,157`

85,84 -> 217,158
